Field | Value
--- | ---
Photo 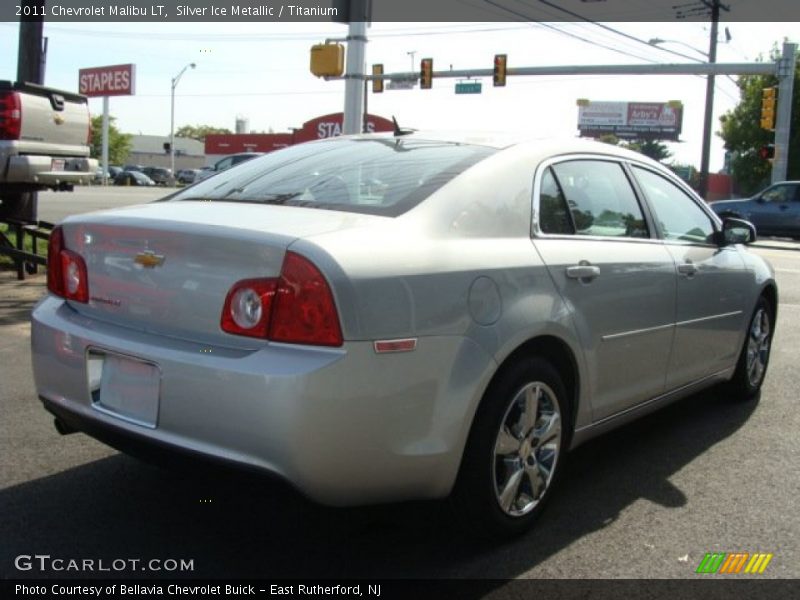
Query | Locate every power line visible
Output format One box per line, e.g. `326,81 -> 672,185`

482,1 -> 663,64
522,0 -> 706,64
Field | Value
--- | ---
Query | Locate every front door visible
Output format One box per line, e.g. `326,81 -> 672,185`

631,166 -> 750,389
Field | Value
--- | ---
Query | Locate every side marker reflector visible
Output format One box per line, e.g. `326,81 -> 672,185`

374,339 -> 418,354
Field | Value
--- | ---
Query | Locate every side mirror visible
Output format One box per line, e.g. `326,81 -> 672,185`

717,217 -> 756,246
755,196 -> 766,204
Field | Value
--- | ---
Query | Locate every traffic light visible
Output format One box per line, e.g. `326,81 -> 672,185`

310,43 -> 344,78
493,54 -> 507,87
372,64 -> 383,94
420,58 -> 433,90
761,87 -> 776,130
759,144 -> 775,160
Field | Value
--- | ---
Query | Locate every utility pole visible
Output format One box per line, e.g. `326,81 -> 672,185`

342,20 -> 367,135
337,0 -> 369,135
9,0 -> 47,228
698,0 -> 721,200
17,0 -> 45,85
772,42 -> 798,183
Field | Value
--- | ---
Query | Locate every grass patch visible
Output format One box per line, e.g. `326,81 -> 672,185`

0,223 -> 47,268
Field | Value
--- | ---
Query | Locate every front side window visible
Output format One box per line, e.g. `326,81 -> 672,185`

761,184 -> 794,203
543,160 -> 648,238
633,166 -> 715,244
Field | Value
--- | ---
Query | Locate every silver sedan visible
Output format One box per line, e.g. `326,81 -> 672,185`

31,133 -> 776,537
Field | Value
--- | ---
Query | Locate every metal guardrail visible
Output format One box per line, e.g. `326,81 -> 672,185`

0,218 -> 53,280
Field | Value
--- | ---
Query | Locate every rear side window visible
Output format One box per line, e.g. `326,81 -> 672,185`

538,167 -> 574,234
540,160 -> 648,238
633,166 -> 715,244
172,138 -> 495,217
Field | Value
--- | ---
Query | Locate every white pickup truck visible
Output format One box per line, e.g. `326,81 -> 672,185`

0,80 -> 97,193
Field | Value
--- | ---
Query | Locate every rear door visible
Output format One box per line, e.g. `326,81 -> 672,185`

630,166 -> 750,388
533,157 -> 677,421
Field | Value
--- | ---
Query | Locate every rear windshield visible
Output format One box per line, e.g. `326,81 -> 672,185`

169,137 -> 496,217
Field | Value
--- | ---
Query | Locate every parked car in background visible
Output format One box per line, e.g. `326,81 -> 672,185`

711,181 -> 800,239
93,165 -> 122,184
33,134 -> 776,538
195,152 -> 263,182
113,170 -> 155,186
142,166 -> 173,186
123,164 -> 145,172
176,168 -> 200,185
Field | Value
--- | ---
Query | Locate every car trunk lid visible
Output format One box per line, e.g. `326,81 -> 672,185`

60,201 -> 378,347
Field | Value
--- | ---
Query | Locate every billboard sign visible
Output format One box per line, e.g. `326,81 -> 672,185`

577,100 -> 683,141
79,64 -> 136,97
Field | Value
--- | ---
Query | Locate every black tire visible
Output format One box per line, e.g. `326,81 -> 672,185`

451,357 -> 571,538
726,297 -> 774,401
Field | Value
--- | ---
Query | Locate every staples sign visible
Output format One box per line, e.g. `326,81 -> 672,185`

78,64 -> 136,97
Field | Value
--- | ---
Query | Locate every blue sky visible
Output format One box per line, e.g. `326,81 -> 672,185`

1,20 -> 796,170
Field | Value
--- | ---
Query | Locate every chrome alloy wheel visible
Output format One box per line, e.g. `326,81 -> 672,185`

746,307 -> 771,388
492,382 -> 562,517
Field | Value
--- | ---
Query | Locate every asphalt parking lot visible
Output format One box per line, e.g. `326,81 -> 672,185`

1,187 -> 799,583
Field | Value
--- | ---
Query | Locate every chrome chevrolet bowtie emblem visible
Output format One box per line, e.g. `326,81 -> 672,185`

134,250 -> 165,268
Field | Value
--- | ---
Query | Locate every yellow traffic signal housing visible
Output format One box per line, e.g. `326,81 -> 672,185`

493,54 -> 507,87
761,87 -> 776,130
420,58 -> 433,89
372,64 -> 384,93
310,43 -> 344,78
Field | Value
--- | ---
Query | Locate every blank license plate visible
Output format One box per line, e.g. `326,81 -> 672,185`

89,351 -> 160,428
51,158 -> 65,171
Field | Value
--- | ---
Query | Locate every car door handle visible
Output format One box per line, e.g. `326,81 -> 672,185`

677,262 -> 697,276
779,204 -> 789,211
566,265 -> 601,280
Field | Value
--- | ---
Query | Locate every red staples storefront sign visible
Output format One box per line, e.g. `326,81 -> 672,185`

79,64 -> 136,97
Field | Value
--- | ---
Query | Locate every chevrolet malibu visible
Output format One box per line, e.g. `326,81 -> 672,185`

32,133 -> 776,536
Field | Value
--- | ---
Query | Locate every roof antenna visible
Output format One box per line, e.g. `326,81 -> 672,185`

392,116 -> 415,137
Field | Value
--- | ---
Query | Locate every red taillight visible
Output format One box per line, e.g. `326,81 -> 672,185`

270,252 -> 343,346
47,226 -> 65,297
47,226 -> 89,303
0,91 -> 22,141
220,279 -> 277,338
220,252 -> 343,347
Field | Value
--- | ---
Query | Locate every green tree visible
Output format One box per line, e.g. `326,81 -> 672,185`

175,124 -> 233,142
594,135 -> 672,163
718,45 -> 800,195
90,115 -> 132,165
624,139 -> 672,163
597,133 -> 621,146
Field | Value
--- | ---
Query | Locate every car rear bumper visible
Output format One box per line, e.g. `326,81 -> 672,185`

3,154 -> 97,187
31,295 -> 491,506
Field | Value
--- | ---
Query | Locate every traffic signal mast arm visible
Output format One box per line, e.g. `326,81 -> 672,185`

362,61 -> 776,84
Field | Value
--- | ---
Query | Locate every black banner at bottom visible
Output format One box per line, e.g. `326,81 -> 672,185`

3,579 -> 800,600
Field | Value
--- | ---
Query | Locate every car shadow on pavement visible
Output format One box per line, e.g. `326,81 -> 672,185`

0,296 -> 36,327
0,386 -> 758,580
0,273 -> 44,326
